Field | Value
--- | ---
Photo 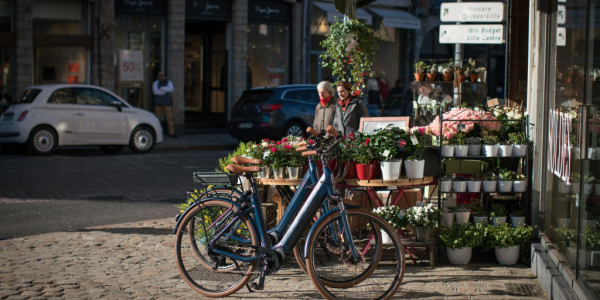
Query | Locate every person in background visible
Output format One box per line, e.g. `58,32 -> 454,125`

388,79 -> 404,96
153,70 -> 177,138
332,81 -> 369,136
313,81 -> 337,132
378,71 -> 389,100
366,75 -> 380,106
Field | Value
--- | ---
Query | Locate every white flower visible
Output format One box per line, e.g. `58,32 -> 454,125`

427,203 -> 434,209
246,149 -> 251,153
252,145 -> 258,149
261,142 -> 269,147
514,113 -> 522,119
506,111 -> 515,118
493,111 -> 502,117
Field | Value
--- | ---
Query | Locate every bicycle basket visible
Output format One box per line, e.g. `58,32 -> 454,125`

192,172 -> 239,190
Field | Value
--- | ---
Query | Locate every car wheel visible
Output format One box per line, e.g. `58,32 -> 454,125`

28,126 -> 58,155
99,145 -> 123,154
283,122 -> 305,138
129,126 -> 155,154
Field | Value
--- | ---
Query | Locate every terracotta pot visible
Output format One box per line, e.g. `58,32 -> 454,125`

442,73 -> 453,81
356,164 -> 374,180
341,161 -> 357,179
469,73 -> 479,82
426,73 -> 437,81
458,74 -> 466,82
414,73 -> 426,81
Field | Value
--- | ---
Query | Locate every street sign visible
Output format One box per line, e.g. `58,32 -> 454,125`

439,25 -> 505,44
557,27 -> 566,46
557,5 -> 566,24
119,50 -> 144,82
440,2 -> 506,23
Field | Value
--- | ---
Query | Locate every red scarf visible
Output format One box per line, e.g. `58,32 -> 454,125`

319,96 -> 332,107
339,96 -> 352,112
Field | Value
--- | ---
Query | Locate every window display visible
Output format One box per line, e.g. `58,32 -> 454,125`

247,24 -> 289,87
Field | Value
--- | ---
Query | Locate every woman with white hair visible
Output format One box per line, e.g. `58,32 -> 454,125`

313,81 -> 336,132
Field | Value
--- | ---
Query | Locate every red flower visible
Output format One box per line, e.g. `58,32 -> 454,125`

263,139 -> 269,142
282,138 -> 288,142
398,140 -> 407,148
269,144 -> 275,148
309,140 -> 314,145
352,89 -> 361,96
285,145 -> 292,150
270,148 -> 277,152
276,141 -> 282,145
365,138 -> 370,145
418,127 -> 425,135
303,137 -> 306,140
350,133 -> 355,137
343,135 -> 347,138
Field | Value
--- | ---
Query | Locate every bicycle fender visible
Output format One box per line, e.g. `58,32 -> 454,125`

172,196 -> 240,234
303,204 -> 362,258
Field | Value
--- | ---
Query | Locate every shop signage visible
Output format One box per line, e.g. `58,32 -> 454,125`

115,0 -> 167,17
557,27 -> 566,46
186,0 -> 231,21
547,108 -> 573,183
439,25 -> 505,44
119,50 -> 144,82
440,2 -> 506,22
33,35 -> 93,48
248,0 -> 291,24
383,18 -> 420,29
558,5 -> 566,24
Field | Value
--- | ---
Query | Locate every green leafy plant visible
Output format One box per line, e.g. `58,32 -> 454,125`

414,61 -> 427,73
487,223 -> 535,262
515,174 -> 526,181
511,206 -> 526,217
498,169 -> 516,181
371,205 -> 409,230
354,135 -> 373,165
467,137 -> 482,145
552,225 -> 576,241
435,222 -> 485,250
454,205 -> 470,212
473,205 -> 488,216
406,127 -> 427,160
483,135 -> 499,145
482,172 -> 497,181
406,204 -> 443,228
490,203 -> 507,217
508,132 -> 528,145
584,220 -> 600,250
454,132 -> 467,145
370,125 -> 408,162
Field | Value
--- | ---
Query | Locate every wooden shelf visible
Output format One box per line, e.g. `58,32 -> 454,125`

344,176 -> 434,187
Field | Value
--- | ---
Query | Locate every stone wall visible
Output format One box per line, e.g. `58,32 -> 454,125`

90,0 -> 116,92
232,0 -> 248,104
14,0 -> 33,98
167,0 -> 186,135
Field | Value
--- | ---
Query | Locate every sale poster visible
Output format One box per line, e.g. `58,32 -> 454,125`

119,50 -> 144,82
67,76 -> 78,84
68,63 -> 79,73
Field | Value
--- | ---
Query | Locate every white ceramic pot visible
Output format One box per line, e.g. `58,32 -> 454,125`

381,159 -> 402,180
441,146 -> 454,157
453,181 -> 467,192
468,144 -> 482,156
473,215 -> 488,225
482,181 -> 497,192
287,167 -> 302,180
441,181 -> 452,192
584,183 -> 593,195
513,181 -> 526,192
510,215 -> 526,227
447,247 -> 473,265
454,145 -> 469,157
273,167 -> 285,179
258,166 -> 271,179
498,181 -> 512,192
558,182 -> 571,194
381,229 -> 393,244
499,145 -> 513,157
572,183 -> 580,194
442,212 -> 455,227
512,144 -> 527,157
483,144 -> 499,157
557,218 -> 570,228
495,246 -> 520,265
404,159 -> 425,179
595,184 -> 600,196
468,181 -> 481,192
455,211 -> 471,225
492,216 -> 507,227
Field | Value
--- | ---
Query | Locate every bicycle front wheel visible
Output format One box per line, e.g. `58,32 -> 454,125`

306,209 -> 405,300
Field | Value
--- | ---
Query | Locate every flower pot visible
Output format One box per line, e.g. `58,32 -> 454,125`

455,211 -> 471,225
512,145 -> 527,157
513,181 -> 527,192
441,145 -> 454,157
495,246 -> 520,265
558,182 -> 571,194
239,176 -> 251,191
404,159 -> 425,179
440,181 -> 452,192
426,73 -> 437,81
483,145 -> 499,157
356,163 -> 375,180
381,229 -> 393,244
415,227 -> 433,242
447,247 -> 472,264
510,215 -> 526,227
492,216 -> 507,227
468,181 -> 481,192
442,73 -> 453,81
380,159 -> 402,180
483,181 -> 497,192
273,167 -> 285,179
287,167 -> 302,180
342,161 -> 358,179
414,73 -> 426,81
583,183 -> 593,195
258,166 -> 271,179
432,108 -> 439,115
498,145 -> 513,156
454,145 -> 469,157
498,181 -> 512,192
458,74 -> 466,82
572,182 -> 580,194
442,212 -> 455,227
473,215 -> 488,225
469,73 -> 479,82
454,181 -> 467,192
468,144 -> 482,156
371,160 -> 382,179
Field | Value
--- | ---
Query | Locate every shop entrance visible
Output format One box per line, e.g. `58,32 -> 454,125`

184,22 -> 227,128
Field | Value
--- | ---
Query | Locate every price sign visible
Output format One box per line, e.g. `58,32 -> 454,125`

119,50 -> 144,82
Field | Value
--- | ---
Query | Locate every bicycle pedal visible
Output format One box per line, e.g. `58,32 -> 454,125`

250,282 -> 264,291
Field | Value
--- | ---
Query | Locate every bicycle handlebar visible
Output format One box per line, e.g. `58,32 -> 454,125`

306,127 -> 319,137
326,125 -> 339,138
296,146 -> 307,152
302,150 -> 318,157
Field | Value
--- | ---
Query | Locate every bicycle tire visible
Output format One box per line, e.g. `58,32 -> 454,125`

306,209 -> 405,300
175,199 -> 258,297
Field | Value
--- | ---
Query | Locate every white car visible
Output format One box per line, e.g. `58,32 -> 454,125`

0,84 -> 163,155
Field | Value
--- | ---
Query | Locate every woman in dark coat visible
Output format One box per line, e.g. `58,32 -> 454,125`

332,81 -> 369,136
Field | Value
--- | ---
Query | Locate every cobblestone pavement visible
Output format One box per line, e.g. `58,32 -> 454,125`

0,218 -> 548,300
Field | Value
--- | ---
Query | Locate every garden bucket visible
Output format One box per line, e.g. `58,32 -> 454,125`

404,159 -> 425,179
380,159 -> 402,181
495,246 -> 520,265
447,247 -> 472,264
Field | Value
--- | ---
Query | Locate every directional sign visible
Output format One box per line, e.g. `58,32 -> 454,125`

557,27 -> 566,46
439,25 -> 505,44
440,2 -> 506,22
557,5 -> 566,24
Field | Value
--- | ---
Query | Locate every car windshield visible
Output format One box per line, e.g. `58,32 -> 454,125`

16,89 -> 42,104
236,90 -> 273,104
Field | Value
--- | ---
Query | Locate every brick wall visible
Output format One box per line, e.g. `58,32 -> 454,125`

508,0 -> 529,106
90,0 -> 115,91
232,0 -> 248,104
168,0 -> 185,135
291,2 -> 303,84
14,0 -> 33,98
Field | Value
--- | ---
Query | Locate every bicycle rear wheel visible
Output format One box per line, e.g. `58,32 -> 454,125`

306,209 -> 405,300
174,199 -> 258,297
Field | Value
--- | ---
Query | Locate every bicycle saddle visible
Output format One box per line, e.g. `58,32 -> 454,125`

232,156 -> 262,165
226,164 -> 262,174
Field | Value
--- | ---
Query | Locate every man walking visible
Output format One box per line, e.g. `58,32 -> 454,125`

153,71 -> 177,138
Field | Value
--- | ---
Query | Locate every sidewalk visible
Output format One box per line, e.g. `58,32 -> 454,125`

153,133 -> 240,153
0,218 -> 548,300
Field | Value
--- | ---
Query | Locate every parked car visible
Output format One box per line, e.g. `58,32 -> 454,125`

0,84 -> 163,155
228,84 -> 381,140
380,94 -> 413,117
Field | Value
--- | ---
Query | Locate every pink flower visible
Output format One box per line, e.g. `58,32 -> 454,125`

398,140 -> 406,147
418,127 -> 425,135
263,139 -> 269,142
276,141 -> 282,145
282,138 -> 288,142
270,148 -> 277,152
309,140 -> 314,145
365,138 -> 370,145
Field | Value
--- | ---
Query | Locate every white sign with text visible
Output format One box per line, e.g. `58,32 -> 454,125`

439,25 -> 505,44
119,50 -> 144,82
557,27 -> 566,46
440,2 -> 506,22
557,5 -> 566,24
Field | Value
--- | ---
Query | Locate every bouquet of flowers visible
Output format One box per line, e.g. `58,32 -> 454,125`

406,204 -> 442,228
372,205 -> 409,230
427,108 -> 501,141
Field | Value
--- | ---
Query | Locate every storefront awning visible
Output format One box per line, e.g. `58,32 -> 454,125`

368,8 -> 421,29
313,2 -> 373,26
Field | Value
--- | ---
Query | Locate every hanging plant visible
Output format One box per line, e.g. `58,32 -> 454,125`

320,17 -> 384,96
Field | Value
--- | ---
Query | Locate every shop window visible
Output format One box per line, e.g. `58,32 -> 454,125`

248,24 -> 290,87
35,47 -> 87,85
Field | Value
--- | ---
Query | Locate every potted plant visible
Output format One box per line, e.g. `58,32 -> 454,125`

355,135 -> 374,180
436,222 -> 484,264
498,140 -> 513,157
454,205 -> 471,225
482,172 -> 498,192
372,126 -> 406,180
558,178 -> 571,194
482,134 -> 499,157
442,67 -> 453,81
427,64 -> 438,81
583,222 -> 600,267
440,175 -> 453,192
406,204 -> 442,242
441,137 -> 455,157
472,205 -> 488,225
583,174 -> 594,195
372,205 -> 408,243
467,174 -> 483,192
249,139 -> 275,178
453,176 -> 467,193
509,132 -> 528,157
454,132 -> 469,157
490,203 -> 508,227
510,206 -> 526,227
513,174 -> 527,193
404,127 -> 427,179
442,207 -> 454,227
498,169 -> 515,192
487,224 -> 535,265
340,136 -> 358,179
414,61 -> 427,81
467,58 -> 479,82
467,137 -> 482,156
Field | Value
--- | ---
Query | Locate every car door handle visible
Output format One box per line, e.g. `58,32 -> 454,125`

74,112 -> 85,116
